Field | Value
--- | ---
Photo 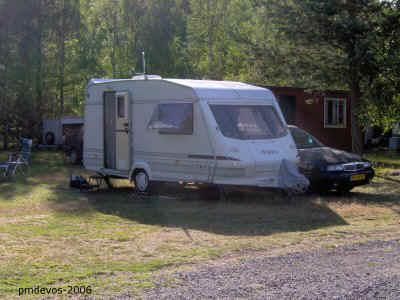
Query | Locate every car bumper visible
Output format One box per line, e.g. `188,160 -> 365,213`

309,168 -> 375,190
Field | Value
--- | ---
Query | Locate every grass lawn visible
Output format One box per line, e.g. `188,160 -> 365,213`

365,150 -> 400,169
1,151 -> 400,299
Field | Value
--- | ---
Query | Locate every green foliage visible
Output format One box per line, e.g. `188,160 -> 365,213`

0,0 -> 399,149
263,0 -> 400,152
361,94 -> 400,133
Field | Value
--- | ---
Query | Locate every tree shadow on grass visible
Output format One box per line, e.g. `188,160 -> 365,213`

323,191 -> 400,205
0,151 -> 71,200
0,177 -> 36,201
48,184 -> 349,237
3,149 -> 398,237
318,180 -> 400,207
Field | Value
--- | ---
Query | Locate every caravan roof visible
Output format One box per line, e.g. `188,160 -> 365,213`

88,77 -> 274,101
165,79 -> 273,100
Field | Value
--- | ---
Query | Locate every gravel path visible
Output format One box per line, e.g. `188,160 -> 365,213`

125,239 -> 400,299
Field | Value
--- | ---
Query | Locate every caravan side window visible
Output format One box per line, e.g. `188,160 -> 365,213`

117,95 -> 126,118
147,103 -> 193,135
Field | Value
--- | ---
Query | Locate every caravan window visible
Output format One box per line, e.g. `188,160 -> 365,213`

210,105 -> 287,140
147,103 -> 193,135
117,95 -> 126,118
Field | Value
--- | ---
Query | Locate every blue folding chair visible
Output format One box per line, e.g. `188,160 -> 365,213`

0,138 -> 32,180
0,155 -> 18,180
17,138 -> 32,167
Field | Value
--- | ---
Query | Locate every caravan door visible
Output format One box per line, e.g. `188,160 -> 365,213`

104,92 -> 131,170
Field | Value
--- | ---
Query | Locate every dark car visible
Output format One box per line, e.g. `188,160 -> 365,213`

289,125 -> 375,193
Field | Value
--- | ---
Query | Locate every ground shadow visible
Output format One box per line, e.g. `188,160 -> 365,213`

9,150 -> 399,237
317,180 -> 400,207
47,183 -> 349,237
0,150 -> 84,201
0,176 -> 39,201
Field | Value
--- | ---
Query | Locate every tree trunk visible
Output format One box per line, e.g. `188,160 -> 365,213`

59,0 -> 66,117
4,123 -> 9,151
350,79 -> 364,154
1,54 -> 9,150
111,10 -> 117,78
2,17 -> 10,151
206,0 -> 214,79
111,41 -> 116,78
60,39 -> 65,116
36,0 -> 43,140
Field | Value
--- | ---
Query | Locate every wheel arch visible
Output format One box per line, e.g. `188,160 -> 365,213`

129,162 -> 152,182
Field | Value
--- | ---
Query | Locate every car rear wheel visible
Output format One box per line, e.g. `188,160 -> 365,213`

337,186 -> 354,194
199,185 -> 224,201
310,185 -> 330,195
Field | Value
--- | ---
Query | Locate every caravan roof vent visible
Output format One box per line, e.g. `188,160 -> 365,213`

132,75 -> 162,80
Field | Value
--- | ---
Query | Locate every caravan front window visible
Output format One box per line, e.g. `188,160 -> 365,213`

210,105 -> 287,140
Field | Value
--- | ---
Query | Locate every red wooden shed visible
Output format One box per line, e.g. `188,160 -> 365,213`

262,86 -> 352,151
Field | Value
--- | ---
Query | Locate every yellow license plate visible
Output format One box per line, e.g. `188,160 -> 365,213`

351,174 -> 366,181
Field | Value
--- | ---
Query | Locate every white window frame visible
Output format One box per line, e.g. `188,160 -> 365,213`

116,92 -> 129,120
324,97 -> 347,128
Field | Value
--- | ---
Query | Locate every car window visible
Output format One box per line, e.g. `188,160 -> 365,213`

290,127 -> 324,149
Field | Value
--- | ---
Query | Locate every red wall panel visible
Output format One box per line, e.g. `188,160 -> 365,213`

265,86 -> 353,151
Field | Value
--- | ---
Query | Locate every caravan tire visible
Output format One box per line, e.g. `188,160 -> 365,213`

133,170 -> 151,193
199,185 -> 221,201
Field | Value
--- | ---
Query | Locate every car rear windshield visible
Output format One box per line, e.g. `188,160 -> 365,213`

209,105 -> 287,140
289,127 -> 324,149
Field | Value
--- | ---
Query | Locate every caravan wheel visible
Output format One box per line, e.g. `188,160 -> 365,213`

134,170 -> 150,193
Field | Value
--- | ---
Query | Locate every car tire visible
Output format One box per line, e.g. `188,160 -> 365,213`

310,185 -> 329,195
337,186 -> 353,194
133,170 -> 151,194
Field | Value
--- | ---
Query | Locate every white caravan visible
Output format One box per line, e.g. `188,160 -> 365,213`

83,76 -> 308,193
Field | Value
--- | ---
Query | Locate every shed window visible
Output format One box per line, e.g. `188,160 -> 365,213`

147,103 -> 193,135
324,98 -> 346,128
